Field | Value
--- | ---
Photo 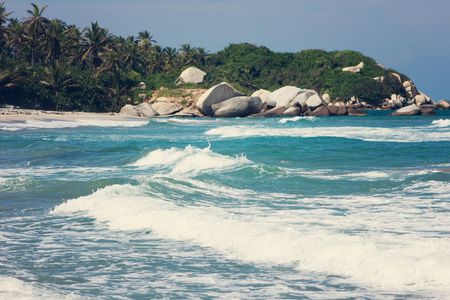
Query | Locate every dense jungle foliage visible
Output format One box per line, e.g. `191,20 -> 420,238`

0,2 -> 409,112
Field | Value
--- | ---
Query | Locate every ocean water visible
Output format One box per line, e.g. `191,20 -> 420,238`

1,112 -> 449,299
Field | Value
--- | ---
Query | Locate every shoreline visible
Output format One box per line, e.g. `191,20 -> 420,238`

0,108 -> 149,123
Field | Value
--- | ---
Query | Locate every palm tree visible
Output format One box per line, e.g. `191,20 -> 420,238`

40,61 -> 78,110
45,19 -> 71,62
82,21 -> 113,74
179,43 -> 194,65
0,1 -> 12,45
97,70 -> 141,111
0,67 -> 25,103
137,30 -> 156,46
0,2 -> 12,26
4,20 -> 29,59
194,47 -> 210,66
65,26 -> 84,67
22,3 -> 50,70
163,46 -> 178,68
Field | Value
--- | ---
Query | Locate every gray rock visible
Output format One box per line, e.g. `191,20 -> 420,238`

437,100 -> 450,109
152,102 -> 182,115
196,82 -> 245,116
290,90 -> 316,107
342,62 -> 364,73
282,106 -> 301,117
306,94 -> 324,109
310,105 -> 330,116
348,108 -> 368,116
119,104 -> 139,116
176,67 -> 207,85
136,103 -> 158,117
389,104 -> 421,116
421,108 -> 437,116
251,89 -> 272,104
212,96 -> 263,118
267,86 -> 303,108
248,106 -> 286,118
414,94 -> 428,106
336,102 -> 348,116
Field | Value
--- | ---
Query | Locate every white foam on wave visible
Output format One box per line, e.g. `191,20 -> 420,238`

278,116 -> 315,124
0,275 -> 84,300
431,119 -> 450,128
52,184 -> 450,294
205,125 -> 450,142
130,145 -> 251,176
0,119 -> 148,131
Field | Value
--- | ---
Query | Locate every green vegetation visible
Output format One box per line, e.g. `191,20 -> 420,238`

0,3 -> 409,111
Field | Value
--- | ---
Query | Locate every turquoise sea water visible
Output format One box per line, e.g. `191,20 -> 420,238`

1,112 -> 450,299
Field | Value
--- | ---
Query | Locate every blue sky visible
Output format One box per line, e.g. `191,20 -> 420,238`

6,0 -> 450,101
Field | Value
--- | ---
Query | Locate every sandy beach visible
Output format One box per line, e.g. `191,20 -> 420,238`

0,108 -> 148,123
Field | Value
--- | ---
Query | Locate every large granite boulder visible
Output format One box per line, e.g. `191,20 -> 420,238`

336,102 -> 348,116
175,67 -> 207,85
342,62 -> 364,73
196,82 -> 245,116
414,94 -> 428,106
438,100 -> 450,109
282,106 -> 301,116
403,80 -> 419,98
152,102 -> 182,116
251,89 -> 272,104
389,104 -> 421,116
212,96 -> 262,118
305,94 -> 324,109
290,90 -> 316,107
248,106 -> 286,118
328,102 -> 348,116
267,86 -> 303,108
119,104 -> 140,116
136,102 -> 158,117
309,105 -> 330,116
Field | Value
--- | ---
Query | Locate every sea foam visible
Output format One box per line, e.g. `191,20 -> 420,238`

131,145 -> 251,176
0,276 -> 84,300
205,125 -> 450,142
52,183 -> 450,294
431,119 -> 450,128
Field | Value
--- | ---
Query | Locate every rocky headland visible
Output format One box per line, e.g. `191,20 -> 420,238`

118,67 -> 450,118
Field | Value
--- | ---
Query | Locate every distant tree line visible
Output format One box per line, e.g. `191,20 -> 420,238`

0,2 -> 409,112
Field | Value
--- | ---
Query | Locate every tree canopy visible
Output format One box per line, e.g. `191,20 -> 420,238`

0,3 -> 409,112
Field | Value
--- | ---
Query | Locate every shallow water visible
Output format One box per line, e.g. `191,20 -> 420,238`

1,112 -> 449,299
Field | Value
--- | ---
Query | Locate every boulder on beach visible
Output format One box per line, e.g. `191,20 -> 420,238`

268,86 -> 319,108
267,86 -> 302,108
136,102 -> 158,117
152,102 -> 182,116
308,105 -> 330,116
389,104 -> 421,116
196,82 -> 245,116
212,96 -> 263,118
282,106 -> 301,117
305,94 -> 324,109
119,104 -> 139,116
248,106 -> 287,118
251,89 -> 272,104
175,67 -> 207,85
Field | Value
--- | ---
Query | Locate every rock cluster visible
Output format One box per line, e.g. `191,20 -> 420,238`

119,67 -> 449,118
